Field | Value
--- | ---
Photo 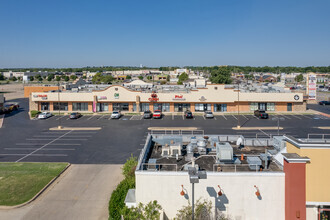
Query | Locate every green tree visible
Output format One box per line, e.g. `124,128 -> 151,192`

92,72 -> 103,84
121,201 -> 162,220
0,74 -> 4,80
35,74 -> 42,81
178,72 -> 189,82
11,76 -> 17,81
64,76 -> 70,82
138,76 -> 143,80
175,199 -> 213,220
295,74 -> 304,82
29,76 -> 34,81
55,76 -> 61,82
101,75 -> 114,84
126,75 -> 132,80
210,67 -> 232,84
47,74 -> 55,81
70,75 -> 77,80
82,75 -> 87,79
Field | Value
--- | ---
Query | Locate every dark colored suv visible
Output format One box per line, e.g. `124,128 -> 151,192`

254,110 -> 269,119
143,110 -> 152,119
185,110 -> 193,119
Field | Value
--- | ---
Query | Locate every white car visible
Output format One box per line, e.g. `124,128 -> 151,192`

111,111 -> 121,119
204,111 -> 214,118
38,112 -> 52,119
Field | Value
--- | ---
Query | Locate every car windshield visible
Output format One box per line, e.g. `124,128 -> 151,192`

71,113 -> 77,115
206,112 -> 212,114
113,112 -> 119,114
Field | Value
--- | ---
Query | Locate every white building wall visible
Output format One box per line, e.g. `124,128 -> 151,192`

306,206 -> 318,220
135,172 -> 285,220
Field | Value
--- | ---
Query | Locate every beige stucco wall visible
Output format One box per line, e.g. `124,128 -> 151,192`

31,85 -> 304,104
135,172 -> 285,220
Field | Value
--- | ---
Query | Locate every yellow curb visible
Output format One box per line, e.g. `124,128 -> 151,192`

232,127 -> 284,130
317,127 -> 330,130
49,127 -> 102,131
148,127 -> 198,131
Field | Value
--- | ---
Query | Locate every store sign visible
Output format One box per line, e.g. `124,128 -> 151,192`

172,94 -> 186,101
148,93 -> 159,102
199,96 -> 207,102
97,96 -> 107,100
114,93 -> 119,99
307,74 -> 316,100
33,94 -> 48,100
294,95 -> 300,100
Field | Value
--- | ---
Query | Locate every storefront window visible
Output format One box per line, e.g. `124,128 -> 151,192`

97,103 -> 109,112
53,102 -> 68,111
72,102 -> 88,111
250,102 -> 258,111
113,103 -> 129,111
214,104 -> 227,112
194,104 -> 211,112
174,103 -> 191,112
140,103 -> 149,112
154,103 -> 170,112
267,103 -> 275,111
41,102 -> 49,111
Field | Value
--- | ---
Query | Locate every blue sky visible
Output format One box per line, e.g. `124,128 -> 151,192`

0,0 -> 329,68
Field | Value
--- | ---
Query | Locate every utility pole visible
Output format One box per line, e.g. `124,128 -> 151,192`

58,82 -> 62,129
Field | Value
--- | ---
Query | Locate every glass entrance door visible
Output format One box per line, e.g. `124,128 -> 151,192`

259,103 -> 266,110
287,103 -> 292,111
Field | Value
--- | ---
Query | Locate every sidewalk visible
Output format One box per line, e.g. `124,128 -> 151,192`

0,164 -> 123,220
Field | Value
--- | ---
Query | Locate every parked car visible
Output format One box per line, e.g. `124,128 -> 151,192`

319,101 -> 330,105
254,110 -> 269,119
185,110 -> 193,119
143,110 -> 152,119
2,103 -> 19,114
153,110 -> 162,119
38,112 -> 52,119
69,112 -> 82,119
111,111 -> 121,119
204,111 -> 214,119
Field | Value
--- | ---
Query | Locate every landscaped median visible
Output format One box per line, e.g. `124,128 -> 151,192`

0,162 -> 69,207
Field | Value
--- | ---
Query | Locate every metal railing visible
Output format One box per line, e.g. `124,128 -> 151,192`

212,164 -> 261,173
150,130 -> 204,136
141,163 -> 178,172
307,133 -> 330,140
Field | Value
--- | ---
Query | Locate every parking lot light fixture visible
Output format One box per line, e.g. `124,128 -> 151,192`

272,116 -> 285,135
58,82 -> 62,130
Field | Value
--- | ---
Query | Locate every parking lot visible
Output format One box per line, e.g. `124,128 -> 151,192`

0,98 -> 329,164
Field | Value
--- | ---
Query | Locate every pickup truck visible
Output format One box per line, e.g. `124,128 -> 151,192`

153,110 -> 162,119
254,110 -> 269,119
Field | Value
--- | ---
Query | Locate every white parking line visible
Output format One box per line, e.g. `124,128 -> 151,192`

56,115 -> 67,121
5,148 -> 75,151
2,154 -> 68,157
222,115 -> 227,120
290,115 -> 302,119
97,115 -> 106,120
182,115 -> 184,120
278,114 -> 291,119
87,115 -> 96,120
33,135 -> 92,138
302,115 -> 313,119
26,138 -> 88,141
258,129 -> 271,137
16,130 -> 73,162
242,115 -> 248,120
172,114 -> 174,120
232,115 -> 237,120
214,117 -> 217,120
16,143 -> 81,146
203,115 -> 206,120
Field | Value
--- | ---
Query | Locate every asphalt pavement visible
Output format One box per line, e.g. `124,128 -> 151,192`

0,98 -> 329,164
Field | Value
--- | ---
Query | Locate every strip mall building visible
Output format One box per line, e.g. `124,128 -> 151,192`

29,84 -> 306,113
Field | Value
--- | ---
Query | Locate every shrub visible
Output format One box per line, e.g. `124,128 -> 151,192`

121,200 -> 162,220
30,110 -> 41,118
109,177 -> 135,220
174,199 -> 212,220
122,154 -> 137,179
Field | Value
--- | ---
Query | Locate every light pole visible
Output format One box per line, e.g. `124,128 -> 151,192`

188,166 -> 207,220
272,116 -> 285,135
58,82 -> 62,129
237,80 -> 240,128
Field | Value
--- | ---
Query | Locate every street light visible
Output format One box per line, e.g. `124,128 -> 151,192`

272,116 -> 285,135
188,166 -> 207,220
237,80 -> 241,129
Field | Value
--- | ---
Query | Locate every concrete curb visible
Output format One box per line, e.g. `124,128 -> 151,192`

317,127 -> 330,130
0,163 -> 71,210
232,127 -> 284,130
49,127 -> 102,131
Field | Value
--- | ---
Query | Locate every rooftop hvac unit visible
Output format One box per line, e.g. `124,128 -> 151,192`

216,142 -> 233,163
161,145 -> 170,157
247,157 -> 262,170
170,144 -> 182,156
